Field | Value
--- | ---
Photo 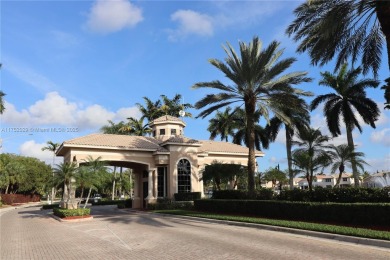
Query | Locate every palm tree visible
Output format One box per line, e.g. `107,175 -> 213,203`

100,120 -> 127,135
207,107 -> 236,142
192,36 -> 311,192
137,97 -> 162,122
0,64 -> 5,114
53,162 -> 78,206
119,117 -> 152,136
286,0 -> 390,106
292,127 -> 333,191
81,156 -> 107,208
42,141 -> 60,204
383,78 -> 390,109
330,144 -> 367,187
266,97 -> 311,189
160,94 -> 193,118
310,64 -> 379,186
231,109 -> 270,151
0,91 -> 5,114
291,150 -> 331,191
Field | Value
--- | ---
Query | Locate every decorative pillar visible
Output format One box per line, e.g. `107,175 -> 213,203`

132,173 -> 141,208
146,169 -> 157,205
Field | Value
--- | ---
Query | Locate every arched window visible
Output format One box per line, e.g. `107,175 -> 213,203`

177,159 -> 191,193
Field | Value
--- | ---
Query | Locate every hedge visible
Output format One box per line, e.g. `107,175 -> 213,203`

42,203 -> 60,210
53,208 -> 91,218
148,198 -> 194,210
174,192 -> 201,201
91,199 -> 132,206
1,194 -> 41,205
117,200 -> 132,209
194,199 -> 390,227
212,189 -> 274,200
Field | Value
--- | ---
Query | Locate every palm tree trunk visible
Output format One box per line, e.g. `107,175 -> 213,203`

285,126 -> 294,189
346,125 -> 359,187
376,1 -> 390,72
112,166 -> 117,200
245,101 -> 256,193
84,188 -> 92,209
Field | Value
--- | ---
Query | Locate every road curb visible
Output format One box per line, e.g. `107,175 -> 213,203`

153,212 -> 390,249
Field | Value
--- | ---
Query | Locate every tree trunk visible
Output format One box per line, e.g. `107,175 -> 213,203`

335,164 -> 345,188
245,100 -> 256,193
285,126 -> 294,189
5,184 -> 9,194
78,187 -> 84,207
376,1 -> 390,72
84,187 -> 92,209
112,166 -> 117,200
346,125 -> 359,186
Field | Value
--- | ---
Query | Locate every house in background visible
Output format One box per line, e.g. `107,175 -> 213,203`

56,115 -> 264,208
297,173 -> 355,190
362,171 -> 390,188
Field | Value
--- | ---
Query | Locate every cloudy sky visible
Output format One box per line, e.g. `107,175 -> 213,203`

1,0 -> 389,173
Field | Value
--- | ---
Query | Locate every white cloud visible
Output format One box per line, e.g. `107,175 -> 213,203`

370,128 -> 390,147
365,153 -> 390,173
86,0 -> 143,34
19,140 -> 62,165
2,92 -> 140,130
168,10 -> 213,41
50,30 -> 80,48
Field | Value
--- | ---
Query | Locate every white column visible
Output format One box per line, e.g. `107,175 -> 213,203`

146,169 -> 155,199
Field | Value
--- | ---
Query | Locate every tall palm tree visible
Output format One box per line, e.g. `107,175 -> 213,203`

330,144 -> 367,187
192,36 -> 311,192
266,97 -> 311,189
119,117 -> 152,136
286,0 -> 390,106
207,107 -> 236,142
42,141 -> 60,204
310,64 -> 379,186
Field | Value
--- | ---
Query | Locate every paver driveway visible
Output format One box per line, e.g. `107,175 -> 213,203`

1,205 -> 389,260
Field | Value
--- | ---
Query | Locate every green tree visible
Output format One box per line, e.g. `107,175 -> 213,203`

100,120 -> 128,135
286,0 -> 390,106
81,156 -> 107,207
160,94 -> 193,118
201,161 -> 246,190
42,141 -> 60,203
207,107 -> 236,142
119,117 -> 152,136
137,97 -> 162,122
263,167 -> 288,190
310,64 -> 379,186
231,109 -> 270,151
266,97 -> 311,189
292,127 -> 333,191
53,162 -> 78,202
330,144 -> 367,187
192,36 -> 311,192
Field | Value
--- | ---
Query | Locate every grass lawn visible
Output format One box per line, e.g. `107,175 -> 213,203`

154,209 -> 390,241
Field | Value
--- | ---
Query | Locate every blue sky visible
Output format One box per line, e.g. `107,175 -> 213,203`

1,0 -> 389,174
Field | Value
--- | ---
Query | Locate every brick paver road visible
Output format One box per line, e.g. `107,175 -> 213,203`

1,205 -> 389,260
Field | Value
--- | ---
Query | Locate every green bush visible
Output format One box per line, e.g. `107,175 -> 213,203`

91,199 -> 132,206
194,199 -> 390,227
212,189 -> 274,200
117,199 -> 132,209
278,187 -> 390,203
148,198 -> 194,210
42,203 -> 60,210
53,208 -> 91,218
174,192 -> 201,201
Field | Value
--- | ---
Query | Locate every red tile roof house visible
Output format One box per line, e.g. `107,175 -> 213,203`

56,115 -> 264,208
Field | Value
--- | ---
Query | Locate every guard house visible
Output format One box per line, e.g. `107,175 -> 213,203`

56,115 -> 264,208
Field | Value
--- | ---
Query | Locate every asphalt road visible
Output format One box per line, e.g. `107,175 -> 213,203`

1,205 -> 389,259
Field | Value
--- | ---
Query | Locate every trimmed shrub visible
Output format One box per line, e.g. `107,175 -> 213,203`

53,208 -> 91,218
174,192 -> 201,201
278,187 -> 390,203
42,204 -> 60,210
1,194 -> 41,205
194,199 -> 390,227
148,198 -> 194,210
117,199 -> 132,209
91,199 -> 132,206
212,189 -> 274,200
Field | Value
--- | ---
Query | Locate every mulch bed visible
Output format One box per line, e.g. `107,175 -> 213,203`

60,215 -> 92,220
